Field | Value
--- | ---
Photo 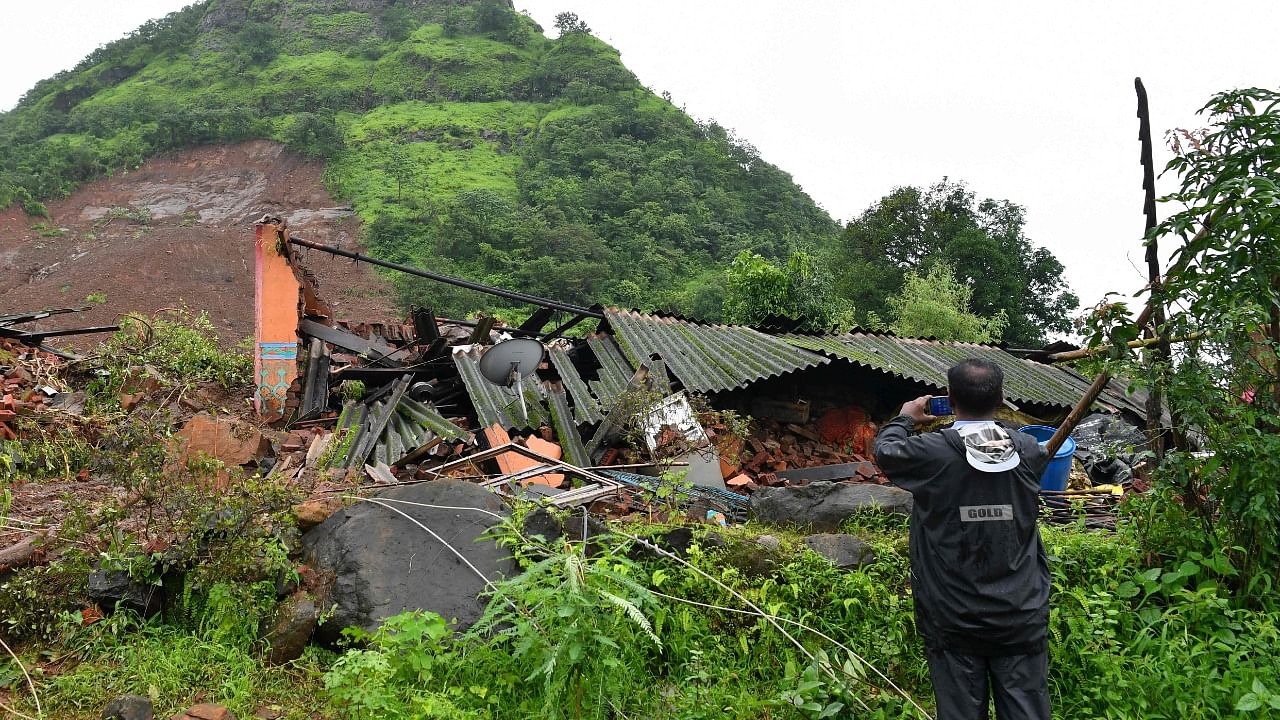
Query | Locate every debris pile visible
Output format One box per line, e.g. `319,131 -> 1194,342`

725,407 -> 887,492
0,338 -> 64,441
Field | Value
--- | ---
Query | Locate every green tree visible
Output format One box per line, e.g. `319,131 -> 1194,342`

283,111 -> 343,159
232,24 -> 279,67
553,11 -> 591,36
383,145 -> 417,201
1094,87 -> 1280,585
879,262 -> 1008,342
834,180 -> 1077,346
723,251 -> 852,331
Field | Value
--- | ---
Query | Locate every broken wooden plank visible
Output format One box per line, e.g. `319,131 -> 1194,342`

301,338 -> 332,417
585,363 -> 651,461
518,307 -> 556,334
468,315 -> 496,344
786,423 -> 822,443
412,307 -> 440,342
393,436 -> 443,468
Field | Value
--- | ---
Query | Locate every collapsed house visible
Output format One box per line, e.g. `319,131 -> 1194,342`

252,218 -> 1147,523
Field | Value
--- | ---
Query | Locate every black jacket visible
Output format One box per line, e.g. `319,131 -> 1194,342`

874,416 -> 1050,656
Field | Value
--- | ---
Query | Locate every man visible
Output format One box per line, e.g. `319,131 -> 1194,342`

873,358 -> 1051,720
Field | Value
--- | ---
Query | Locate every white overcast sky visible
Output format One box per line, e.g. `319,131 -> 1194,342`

2,1 -> 1277,315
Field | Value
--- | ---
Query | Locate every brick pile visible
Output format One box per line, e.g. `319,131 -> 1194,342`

0,338 -> 61,441
719,405 -> 888,491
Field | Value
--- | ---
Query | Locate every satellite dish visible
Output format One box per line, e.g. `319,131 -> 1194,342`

477,338 -> 545,425
478,338 -> 545,386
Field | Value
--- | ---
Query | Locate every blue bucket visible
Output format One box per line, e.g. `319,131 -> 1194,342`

1018,425 -> 1076,492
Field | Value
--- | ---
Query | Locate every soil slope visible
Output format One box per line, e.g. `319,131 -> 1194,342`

0,140 -> 398,348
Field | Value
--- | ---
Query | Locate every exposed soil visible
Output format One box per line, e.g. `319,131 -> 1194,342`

0,140 -> 399,349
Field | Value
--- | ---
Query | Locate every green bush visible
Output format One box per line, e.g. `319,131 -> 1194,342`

92,309 -> 252,403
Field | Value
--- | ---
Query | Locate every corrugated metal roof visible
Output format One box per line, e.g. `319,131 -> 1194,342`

605,309 -> 829,393
548,345 -> 603,424
454,349 -> 549,431
546,385 -> 591,466
782,332 -> 1100,410
587,336 -> 632,406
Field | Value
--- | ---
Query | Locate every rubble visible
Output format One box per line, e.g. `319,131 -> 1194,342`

244,220 -> 1155,533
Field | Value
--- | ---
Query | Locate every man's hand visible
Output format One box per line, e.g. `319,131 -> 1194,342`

899,395 -> 937,423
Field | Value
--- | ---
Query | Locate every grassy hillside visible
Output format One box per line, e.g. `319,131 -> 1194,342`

0,0 -> 836,321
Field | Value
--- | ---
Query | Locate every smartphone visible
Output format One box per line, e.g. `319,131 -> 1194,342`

928,396 -> 952,416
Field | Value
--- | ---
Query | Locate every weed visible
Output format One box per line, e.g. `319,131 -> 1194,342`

85,292 -> 107,305
30,222 -> 65,237
100,206 -> 151,225
337,380 -> 365,402
0,552 -> 93,642
88,309 -> 252,409
24,612 -> 334,720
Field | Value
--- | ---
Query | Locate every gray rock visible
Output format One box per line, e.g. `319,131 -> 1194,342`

754,534 -> 782,552
262,591 -> 318,665
102,694 -> 153,720
803,534 -> 877,569
750,481 -> 913,532
522,507 -> 563,545
718,535 -> 784,577
303,480 -> 516,646
87,569 -> 165,618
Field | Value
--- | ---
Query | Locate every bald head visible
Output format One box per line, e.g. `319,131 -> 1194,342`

947,359 -> 1004,417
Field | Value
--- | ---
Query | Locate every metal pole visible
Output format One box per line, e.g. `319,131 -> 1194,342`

289,237 -> 603,319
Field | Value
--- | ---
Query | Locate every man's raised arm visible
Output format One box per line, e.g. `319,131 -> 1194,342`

873,396 -> 937,488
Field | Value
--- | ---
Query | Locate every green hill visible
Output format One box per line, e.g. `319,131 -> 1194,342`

0,0 -> 836,320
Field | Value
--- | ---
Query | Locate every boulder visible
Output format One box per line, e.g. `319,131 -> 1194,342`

303,480 -> 515,645
803,533 -> 877,569
754,534 -> 782,552
102,695 -> 153,720
88,569 -> 166,617
262,591 -> 318,665
628,526 -> 723,562
750,481 -> 912,532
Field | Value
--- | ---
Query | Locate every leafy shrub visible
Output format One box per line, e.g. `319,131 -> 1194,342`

92,309 -> 252,402
0,552 -> 91,642
324,611 -> 476,719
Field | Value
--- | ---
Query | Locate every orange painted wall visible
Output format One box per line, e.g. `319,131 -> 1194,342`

254,223 -> 302,420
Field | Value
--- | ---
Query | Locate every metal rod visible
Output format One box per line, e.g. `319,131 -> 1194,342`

543,313 -> 593,342
289,237 -> 603,318
1,325 -> 120,341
